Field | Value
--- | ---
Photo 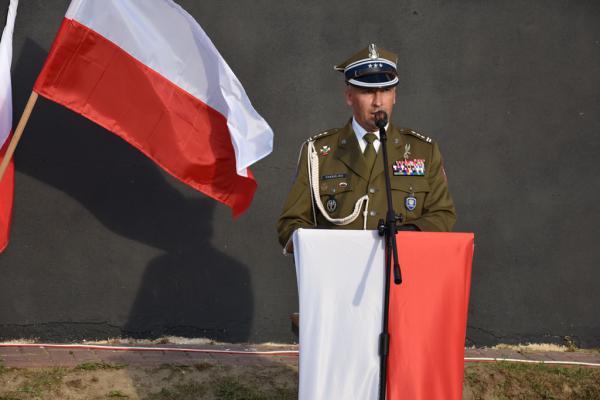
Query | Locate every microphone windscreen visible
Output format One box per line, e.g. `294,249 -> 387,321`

374,111 -> 388,129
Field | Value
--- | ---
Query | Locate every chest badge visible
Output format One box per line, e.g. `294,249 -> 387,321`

392,159 -> 425,176
320,145 -> 331,156
326,196 -> 337,213
403,144 -> 411,159
405,195 -> 417,211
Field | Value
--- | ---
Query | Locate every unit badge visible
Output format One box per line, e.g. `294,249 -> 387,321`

320,145 -> 331,156
405,195 -> 417,211
392,159 -> 425,176
326,196 -> 337,212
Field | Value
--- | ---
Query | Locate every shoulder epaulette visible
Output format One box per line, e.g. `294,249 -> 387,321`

307,128 -> 339,142
404,129 -> 433,143
295,129 -> 337,171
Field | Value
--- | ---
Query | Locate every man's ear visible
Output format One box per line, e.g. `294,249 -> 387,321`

345,85 -> 353,107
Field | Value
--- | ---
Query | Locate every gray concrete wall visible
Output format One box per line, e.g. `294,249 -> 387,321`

0,0 -> 598,346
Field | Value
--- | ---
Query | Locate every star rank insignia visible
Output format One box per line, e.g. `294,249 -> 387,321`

392,159 -> 426,176
320,145 -> 331,156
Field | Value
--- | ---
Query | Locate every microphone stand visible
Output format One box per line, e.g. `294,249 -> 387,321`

375,112 -> 402,400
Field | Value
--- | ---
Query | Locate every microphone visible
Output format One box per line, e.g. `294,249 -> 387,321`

374,111 -> 388,129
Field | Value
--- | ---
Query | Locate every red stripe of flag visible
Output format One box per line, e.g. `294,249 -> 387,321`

0,134 -> 14,252
34,18 -> 256,216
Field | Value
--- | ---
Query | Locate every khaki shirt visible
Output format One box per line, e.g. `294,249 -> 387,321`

277,121 -> 456,248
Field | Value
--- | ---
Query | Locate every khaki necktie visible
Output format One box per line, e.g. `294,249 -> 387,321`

363,133 -> 377,176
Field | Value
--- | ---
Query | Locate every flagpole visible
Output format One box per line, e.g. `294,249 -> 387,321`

0,91 -> 38,182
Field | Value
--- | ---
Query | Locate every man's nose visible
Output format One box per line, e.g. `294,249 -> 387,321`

372,91 -> 383,106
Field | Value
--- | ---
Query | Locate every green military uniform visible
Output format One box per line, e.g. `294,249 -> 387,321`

277,43 -> 456,248
277,121 -> 456,247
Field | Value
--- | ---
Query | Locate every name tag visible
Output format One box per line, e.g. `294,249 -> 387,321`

321,173 -> 347,180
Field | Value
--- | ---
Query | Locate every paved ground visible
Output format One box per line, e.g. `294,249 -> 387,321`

1,343 -> 599,369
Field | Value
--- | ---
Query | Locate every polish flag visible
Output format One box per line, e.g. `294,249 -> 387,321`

34,0 -> 273,216
0,0 -> 17,253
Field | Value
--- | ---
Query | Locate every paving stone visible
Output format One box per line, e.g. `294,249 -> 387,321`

1,345 -> 598,369
71,349 -> 102,364
188,352 -> 217,361
464,348 -> 488,358
139,350 -> 168,360
96,350 -> 140,365
544,351 -> 600,364
3,359 -> 51,368
18,346 -> 48,356
46,348 -> 77,366
0,352 -> 26,361
4,355 -> 53,367
518,351 -> 556,362
158,351 -> 194,364
475,348 -> 523,360
0,347 -> 22,357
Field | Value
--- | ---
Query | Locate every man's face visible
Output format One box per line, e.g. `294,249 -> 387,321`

345,85 -> 396,132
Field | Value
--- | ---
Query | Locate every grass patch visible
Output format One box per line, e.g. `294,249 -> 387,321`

107,389 -> 129,398
17,367 -> 67,397
157,363 -> 193,372
465,362 -> 600,400
0,361 -> 7,375
193,362 -> 214,372
214,376 -> 266,400
75,361 -> 126,371
144,382 -> 208,400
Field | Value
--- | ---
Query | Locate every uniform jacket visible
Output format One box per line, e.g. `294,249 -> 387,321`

277,120 -> 456,247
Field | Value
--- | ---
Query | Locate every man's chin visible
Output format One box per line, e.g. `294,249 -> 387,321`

365,122 -> 378,131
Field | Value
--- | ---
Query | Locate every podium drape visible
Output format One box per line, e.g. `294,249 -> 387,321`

388,232 -> 474,400
293,229 -> 474,400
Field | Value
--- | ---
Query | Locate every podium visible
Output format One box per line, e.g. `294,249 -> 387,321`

293,229 -> 474,400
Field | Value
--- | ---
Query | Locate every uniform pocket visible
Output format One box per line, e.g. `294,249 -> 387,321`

318,179 -> 353,217
390,178 -> 430,219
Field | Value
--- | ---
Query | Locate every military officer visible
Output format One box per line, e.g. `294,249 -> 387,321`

277,44 -> 456,251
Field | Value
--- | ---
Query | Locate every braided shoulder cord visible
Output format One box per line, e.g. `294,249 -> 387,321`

307,141 -> 370,229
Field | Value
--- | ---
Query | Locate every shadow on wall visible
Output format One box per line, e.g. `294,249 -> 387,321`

10,39 -> 253,342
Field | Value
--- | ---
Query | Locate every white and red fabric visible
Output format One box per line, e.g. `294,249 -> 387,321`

0,0 -> 17,253
34,0 -> 273,216
294,229 -> 385,400
293,229 -> 474,400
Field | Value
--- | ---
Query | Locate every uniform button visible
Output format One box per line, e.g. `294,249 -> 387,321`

369,188 -> 376,194
369,211 -> 377,217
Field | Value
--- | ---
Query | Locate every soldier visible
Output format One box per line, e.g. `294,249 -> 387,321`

277,44 -> 456,252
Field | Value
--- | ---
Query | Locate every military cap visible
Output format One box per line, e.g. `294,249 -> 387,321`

334,43 -> 399,88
